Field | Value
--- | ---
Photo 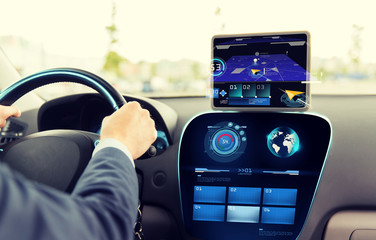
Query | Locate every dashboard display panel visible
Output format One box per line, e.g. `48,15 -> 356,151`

211,32 -> 310,111
179,112 -> 331,240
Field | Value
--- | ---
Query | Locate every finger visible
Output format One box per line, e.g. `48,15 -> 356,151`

125,101 -> 141,111
0,119 -> 6,128
154,129 -> 158,139
141,108 -> 150,118
101,116 -> 110,125
1,106 -> 21,119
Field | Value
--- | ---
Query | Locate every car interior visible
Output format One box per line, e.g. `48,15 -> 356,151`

1,1 -> 376,240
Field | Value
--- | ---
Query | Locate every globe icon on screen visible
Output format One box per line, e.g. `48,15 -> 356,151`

267,127 -> 300,158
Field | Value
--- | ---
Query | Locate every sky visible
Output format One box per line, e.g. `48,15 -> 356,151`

0,0 -> 375,64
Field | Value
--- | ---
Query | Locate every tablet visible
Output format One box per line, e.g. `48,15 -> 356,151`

211,32 -> 310,111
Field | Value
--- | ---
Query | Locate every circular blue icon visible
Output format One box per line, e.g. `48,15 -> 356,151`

204,121 -> 247,163
212,129 -> 239,156
211,58 -> 226,77
267,127 -> 300,158
217,135 -> 233,149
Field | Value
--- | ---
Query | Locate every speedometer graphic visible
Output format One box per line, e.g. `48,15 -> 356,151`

205,122 -> 247,163
212,129 -> 240,156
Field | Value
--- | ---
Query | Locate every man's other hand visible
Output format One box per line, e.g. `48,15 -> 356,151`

100,102 -> 157,159
0,105 -> 21,128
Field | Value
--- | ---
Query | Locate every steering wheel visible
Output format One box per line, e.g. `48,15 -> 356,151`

0,68 -> 126,193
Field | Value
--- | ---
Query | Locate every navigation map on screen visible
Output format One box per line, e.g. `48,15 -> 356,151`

215,54 -> 307,82
212,32 -> 310,110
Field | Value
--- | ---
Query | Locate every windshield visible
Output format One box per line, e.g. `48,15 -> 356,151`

1,0 -> 375,98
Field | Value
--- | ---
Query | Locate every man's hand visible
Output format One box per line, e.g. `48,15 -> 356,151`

0,105 -> 21,128
100,102 -> 157,160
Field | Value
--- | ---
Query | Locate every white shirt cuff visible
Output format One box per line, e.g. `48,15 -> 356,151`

92,138 -> 135,168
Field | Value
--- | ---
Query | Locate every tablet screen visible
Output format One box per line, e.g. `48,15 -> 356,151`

211,32 -> 310,110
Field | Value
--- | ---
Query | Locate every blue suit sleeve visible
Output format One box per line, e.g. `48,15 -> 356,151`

0,147 -> 138,240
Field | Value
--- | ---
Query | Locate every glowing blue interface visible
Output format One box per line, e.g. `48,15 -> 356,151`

212,33 -> 310,109
263,188 -> 297,206
261,207 -> 295,225
214,54 -> 307,83
193,185 -> 297,225
227,206 -> 260,223
228,97 -> 271,106
194,186 -> 226,203
228,187 -> 261,204
179,113 -> 332,239
193,204 -> 225,222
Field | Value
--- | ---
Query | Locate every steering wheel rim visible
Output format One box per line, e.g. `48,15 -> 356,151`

0,68 -> 126,192
0,68 -> 126,110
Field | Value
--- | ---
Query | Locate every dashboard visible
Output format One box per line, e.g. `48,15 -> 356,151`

4,93 -> 376,240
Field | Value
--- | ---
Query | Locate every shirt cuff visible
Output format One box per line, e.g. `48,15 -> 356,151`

92,138 -> 135,168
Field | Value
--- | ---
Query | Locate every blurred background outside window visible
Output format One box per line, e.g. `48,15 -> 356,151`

1,0 -> 375,99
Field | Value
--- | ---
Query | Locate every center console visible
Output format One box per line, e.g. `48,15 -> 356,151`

179,112 -> 331,239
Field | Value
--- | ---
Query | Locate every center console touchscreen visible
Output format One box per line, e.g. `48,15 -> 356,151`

179,112 -> 331,240
211,32 -> 310,111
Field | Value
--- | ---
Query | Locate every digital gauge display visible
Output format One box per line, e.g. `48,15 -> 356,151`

212,129 -> 239,155
179,112 -> 331,240
205,122 -> 246,163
